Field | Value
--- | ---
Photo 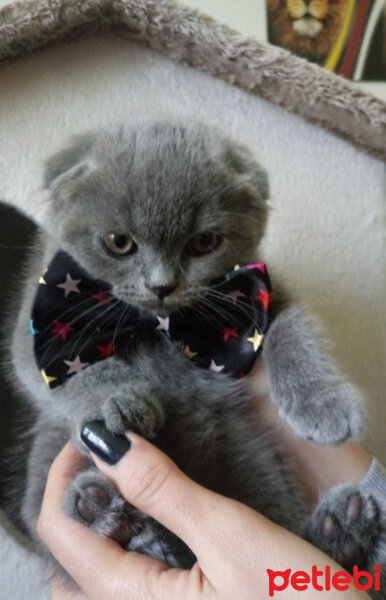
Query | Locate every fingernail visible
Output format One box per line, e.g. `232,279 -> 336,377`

80,420 -> 131,465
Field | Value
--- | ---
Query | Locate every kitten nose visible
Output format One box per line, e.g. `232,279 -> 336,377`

150,284 -> 177,299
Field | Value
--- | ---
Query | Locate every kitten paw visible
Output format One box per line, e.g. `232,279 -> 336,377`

102,389 -> 165,438
305,484 -> 386,570
64,468 -> 144,545
286,383 -> 362,444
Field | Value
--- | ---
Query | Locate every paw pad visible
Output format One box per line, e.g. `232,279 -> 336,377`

365,496 -> 379,522
347,493 -> 362,522
322,515 -> 336,540
77,485 -> 110,523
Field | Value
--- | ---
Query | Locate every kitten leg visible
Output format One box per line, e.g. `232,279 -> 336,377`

262,305 -> 363,443
64,471 -> 196,569
20,425 -> 77,583
128,518 -> 196,569
53,357 -> 165,441
305,483 -> 386,571
63,468 -> 144,545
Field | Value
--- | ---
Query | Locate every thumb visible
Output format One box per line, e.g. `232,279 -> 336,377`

81,421 -> 255,566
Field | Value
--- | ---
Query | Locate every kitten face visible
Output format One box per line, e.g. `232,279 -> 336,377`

43,119 -> 269,316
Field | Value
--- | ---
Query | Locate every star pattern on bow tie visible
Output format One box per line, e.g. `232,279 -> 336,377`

97,342 -> 116,358
51,320 -> 75,341
156,316 -> 170,331
29,320 -> 39,336
247,263 -> 266,273
41,369 -> 57,387
31,251 -> 273,389
255,289 -> 272,311
223,328 -> 239,342
210,359 -> 224,372
247,329 -> 264,352
57,273 -> 82,297
92,290 -> 111,305
64,356 -> 89,374
184,345 -> 198,359
227,289 -> 246,304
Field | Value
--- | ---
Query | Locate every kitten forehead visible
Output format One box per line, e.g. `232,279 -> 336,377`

88,119 -> 267,245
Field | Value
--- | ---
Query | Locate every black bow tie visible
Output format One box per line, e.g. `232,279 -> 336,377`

30,251 -> 272,389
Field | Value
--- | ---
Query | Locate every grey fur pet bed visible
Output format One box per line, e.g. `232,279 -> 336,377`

0,1 -> 385,598
0,0 -> 385,158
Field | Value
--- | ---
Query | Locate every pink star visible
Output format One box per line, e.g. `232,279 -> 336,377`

222,328 -> 239,342
247,263 -> 266,273
227,289 -> 246,304
51,320 -> 75,341
255,290 -> 272,311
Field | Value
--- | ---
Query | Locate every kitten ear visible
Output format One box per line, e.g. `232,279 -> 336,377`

26,135 -> 96,229
44,134 -> 95,193
224,143 -> 269,204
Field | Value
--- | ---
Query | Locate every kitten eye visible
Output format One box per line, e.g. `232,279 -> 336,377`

187,232 -> 221,256
102,233 -> 136,256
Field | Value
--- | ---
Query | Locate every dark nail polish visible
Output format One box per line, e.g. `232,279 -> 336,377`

80,420 -> 131,465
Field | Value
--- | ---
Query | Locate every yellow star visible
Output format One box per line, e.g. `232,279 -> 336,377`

184,345 -> 198,359
247,329 -> 264,352
39,276 -> 46,285
41,369 -> 57,387
234,264 -> 240,271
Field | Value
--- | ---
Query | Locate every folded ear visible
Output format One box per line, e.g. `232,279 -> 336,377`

25,134 -> 96,229
224,142 -> 269,204
44,133 -> 95,193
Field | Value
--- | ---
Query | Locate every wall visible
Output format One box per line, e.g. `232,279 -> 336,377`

175,0 -> 386,101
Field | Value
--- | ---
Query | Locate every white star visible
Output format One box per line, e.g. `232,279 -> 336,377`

210,359 -> 224,372
57,273 -> 81,297
156,316 -> 170,331
63,356 -> 89,374
227,289 -> 246,304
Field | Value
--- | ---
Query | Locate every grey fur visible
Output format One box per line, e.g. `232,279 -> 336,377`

5,118 -> 384,593
262,305 -> 363,443
306,484 -> 386,570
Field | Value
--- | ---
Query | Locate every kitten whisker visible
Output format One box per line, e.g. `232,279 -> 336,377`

67,301 -> 124,359
198,296 -> 249,331
112,305 -> 130,347
207,289 -> 258,320
37,295 -> 96,338
39,299 -> 121,365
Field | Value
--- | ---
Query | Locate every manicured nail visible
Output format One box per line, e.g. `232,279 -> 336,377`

80,420 -> 131,465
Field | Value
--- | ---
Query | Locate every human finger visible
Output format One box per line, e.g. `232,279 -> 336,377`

81,423 -> 268,569
38,443 -> 172,600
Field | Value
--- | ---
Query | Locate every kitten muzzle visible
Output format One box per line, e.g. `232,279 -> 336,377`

30,252 -> 273,389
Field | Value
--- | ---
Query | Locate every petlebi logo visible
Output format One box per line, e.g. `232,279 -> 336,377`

266,564 -> 382,596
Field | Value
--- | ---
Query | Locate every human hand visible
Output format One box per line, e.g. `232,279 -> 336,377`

38,435 -> 370,600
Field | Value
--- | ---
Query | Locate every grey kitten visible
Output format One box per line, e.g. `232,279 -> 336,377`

6,118 -> 385,592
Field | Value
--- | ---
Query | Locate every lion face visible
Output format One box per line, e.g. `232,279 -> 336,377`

267,0 -> 347,61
